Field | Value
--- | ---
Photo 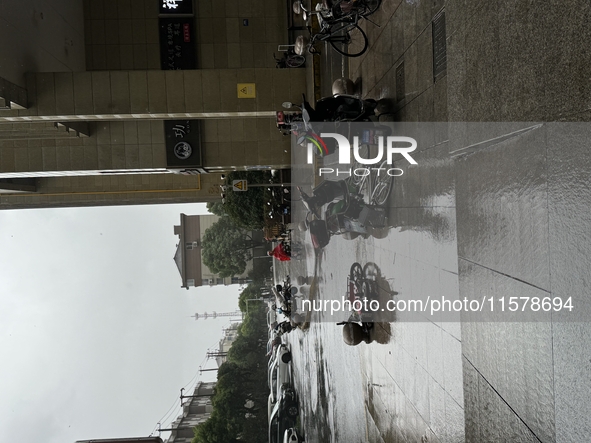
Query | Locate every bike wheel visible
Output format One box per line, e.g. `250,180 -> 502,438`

349,143 -> 373,203
329,23 -> 369,58
350,262 -> 363,282
360,280 -> 372,301
370,160 -> 394,206
358,0 -> 381,17
362,262 -> 380,280
286,54 -> 306,68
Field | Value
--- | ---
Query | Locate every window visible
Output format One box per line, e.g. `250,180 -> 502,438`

187,279 -> 195,286
185,242 -> 193,250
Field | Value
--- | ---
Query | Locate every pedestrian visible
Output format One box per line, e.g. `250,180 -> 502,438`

268,242 -> 290,261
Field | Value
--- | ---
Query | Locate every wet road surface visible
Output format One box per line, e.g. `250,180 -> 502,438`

276,1 -> 591,442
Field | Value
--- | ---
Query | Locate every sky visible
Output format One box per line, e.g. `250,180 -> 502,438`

0,203 -> 242,443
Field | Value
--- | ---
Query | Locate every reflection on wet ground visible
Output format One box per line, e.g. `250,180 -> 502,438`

278,123 -> 591,443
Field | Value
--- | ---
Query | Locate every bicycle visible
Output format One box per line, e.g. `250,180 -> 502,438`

330,0 -> 382,22
294,1 -> 369,57
347,156 -> 393,206
294,0 -> 381,26
274,51 -> 306,68
345,127 -> 394,206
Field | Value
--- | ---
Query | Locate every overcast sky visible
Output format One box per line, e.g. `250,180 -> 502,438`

0,203 -> 241,443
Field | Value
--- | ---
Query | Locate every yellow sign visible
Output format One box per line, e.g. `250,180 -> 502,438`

237,83 -> 256,99
232,180 -> 248,191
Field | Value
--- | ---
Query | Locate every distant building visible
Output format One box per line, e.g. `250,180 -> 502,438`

165,382 -> 216,443
216,323 -> 241,366
173,214 -> 252,289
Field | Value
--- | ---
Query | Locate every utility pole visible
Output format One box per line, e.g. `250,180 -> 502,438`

206,351 -> 228,358
179,387 -> 212,407
157,422 -> 197,433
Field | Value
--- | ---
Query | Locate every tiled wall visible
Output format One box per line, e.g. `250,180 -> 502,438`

195,0 -> 287,69
0,0 -> 301,209
0,118 -> 290,173
84,0 -> 288,70
13,69 -> 306,119
3,68 -> 304,169
200,117 -> 291,168
0,169 -> 224,210
0,121 -> 165,173
84,0 -> 161,70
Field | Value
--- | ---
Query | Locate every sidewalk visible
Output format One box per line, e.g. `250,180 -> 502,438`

286,1 -> 591,442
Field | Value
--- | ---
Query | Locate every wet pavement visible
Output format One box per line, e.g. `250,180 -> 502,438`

276,1 -> 591,442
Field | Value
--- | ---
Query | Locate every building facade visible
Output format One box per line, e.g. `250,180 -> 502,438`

215,322 -> 240,366
173,213 -> 252,289
165,382 -> 216,443
0,0 -> 305,210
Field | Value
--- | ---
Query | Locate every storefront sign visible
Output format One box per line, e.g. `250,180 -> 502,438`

159,18 -> 196,70
159,0 -> 194,15
165,120 -> 202,168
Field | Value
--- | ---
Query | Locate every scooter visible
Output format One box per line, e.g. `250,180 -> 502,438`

272,285 -> 294,316
276,110 -> 303,135
298,179 -> 387,249
302,93 -> 377,123
284,93 -> 377,126
281,93 -> 378,143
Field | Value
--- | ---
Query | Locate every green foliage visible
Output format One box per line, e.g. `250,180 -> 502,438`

192,413 -> 239,443
238,284 -> 261,312
201,216 -> 262,278
206,201 -> 226,216
222,171 -> 272,230
247,260 -> 273,286
191,302 -> 269,443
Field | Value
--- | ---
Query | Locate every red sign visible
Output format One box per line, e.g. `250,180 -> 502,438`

183,24 -> 190,42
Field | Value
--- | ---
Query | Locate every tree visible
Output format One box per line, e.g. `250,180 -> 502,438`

238,284 -> 263,312
221,171 -> 272,230
191,306 -> 269,443
206,201 -> 226,217
247,260 -> 273,285
201,217 -> 264,277
192,413 -> 239,443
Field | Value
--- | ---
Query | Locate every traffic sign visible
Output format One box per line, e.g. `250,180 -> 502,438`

232,180 -> 248,191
